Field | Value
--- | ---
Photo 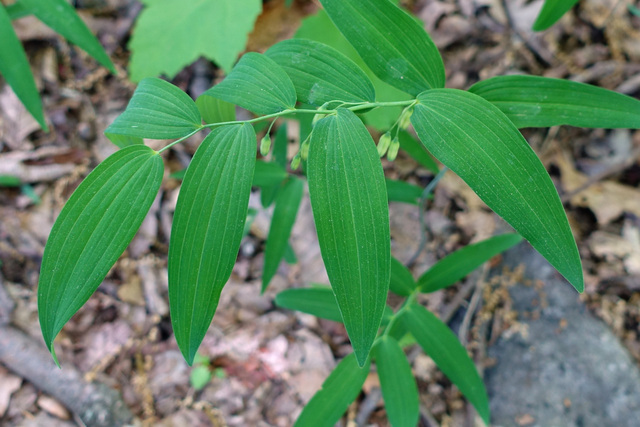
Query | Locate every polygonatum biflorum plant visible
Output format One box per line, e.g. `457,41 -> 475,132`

38,0 -> 640,424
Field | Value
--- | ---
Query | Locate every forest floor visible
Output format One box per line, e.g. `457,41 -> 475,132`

1,0 -> 640,426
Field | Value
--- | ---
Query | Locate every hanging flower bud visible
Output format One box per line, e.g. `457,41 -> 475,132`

300,138 -> 311,161
377,132 -> 392,157
399,107 -> 413,130
259,134 -> 271,156
312,113 -> 326,126
291,152 -> 302,170
387,136 -> 400,161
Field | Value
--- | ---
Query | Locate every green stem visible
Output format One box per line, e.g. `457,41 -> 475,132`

158,99 -> 417,153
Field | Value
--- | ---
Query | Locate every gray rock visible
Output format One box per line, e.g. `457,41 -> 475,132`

486,243 -> 640,427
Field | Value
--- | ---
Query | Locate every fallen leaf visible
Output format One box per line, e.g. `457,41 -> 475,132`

0,367 -> 22,417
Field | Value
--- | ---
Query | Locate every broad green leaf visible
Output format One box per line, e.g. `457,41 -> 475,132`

295,353 -> 370,427
295,8 -> 411,130
532,0 -> 579,31
386,179 -> 424,205
374,336 -> 419,427
128,0 -> 261,80
207,53 -> 297,115
0,5 -> 46,129
262,178 -> 304,292
105,78 -> 202,140
22,0 -> 115,73
265,38 -> 375,106
419,233 -> 523,293
275,286 -> 343,322
403,304 -> 490,424
196,91 -> 235,124
169,124 -> 256,365
390,257 -> 416,297
253,161 -> 288,188
308,108 -> 390,366
105,133 -> 143,148
398,130 -> 440,173
38,145 -> 163,364
411,89 -> 583,292
469,75 -> 640,129
319,0 -> 445,96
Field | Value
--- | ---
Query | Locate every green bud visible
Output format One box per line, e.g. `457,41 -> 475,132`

260,134 -> 271,156
301,139 -> 310,161
312,113 -> 326,126
291,152 -> 301,170
387,137 -> 400,161
377,132 -> 392,157
399,107 -> 413,130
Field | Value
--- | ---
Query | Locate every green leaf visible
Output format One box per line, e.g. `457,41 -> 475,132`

105,133 -> 144,149
411,89 -> 583,292
398,130 -> 439,173
22,0 -> 115,73
6,1 -> 33,20
374,336 -> 419,427
295,8 -> 411,130
0,5 -> 46,130
390,257 -> 416,297
403,304 -> 490,424
253,161 -> 288,188
532,0 -> 579,31
419,233 -> 523,293
284,242 -> 297,264
190,365 -> 212,391
207,53 -> 297,115
469,75 -> 640,129
128,0 -> 261,80
38,145 -> 163,365
275,286 -> 343,323
105,78 -> 202,140
262,177 -> 304,292
308,108 -> 390,366
294,353 -> 370,427
265,38 -> 375,106
169,124 -> 256,365
386,179 -> 424,205
196,91 -> 236,124
0,175 -> 21,187
318,0 -> 444,96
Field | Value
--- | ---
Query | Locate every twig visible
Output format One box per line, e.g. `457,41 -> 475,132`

355,387 -> 382,426
458,264 -> 489,346
0,325 -> 133,426
419,404 -> 441,427
560,144 -> 640,203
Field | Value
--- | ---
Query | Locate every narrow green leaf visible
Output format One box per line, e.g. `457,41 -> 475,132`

6,1 -> 32,20
284,242 -> 297,264
105,78 -> 202,140
169,124 -> 256,365
295,352 -> 370,427
398,130 -> 439,173
128,0 -> 261,80
403,304 -> 490,424
411,89 -> 583,292
207,53 -> 297,115
22,0 -> 115,73
308,108 -> 390,366
295,9 -> 411,130
390,257 -> 416,297
105,133 -> 144,148
253,161 -> 288,188
469,75 -> 640,129
419,233 -> 523,293
318,0 -> 444,96
374,336 -> 419,427
196,90 -> 236,124
260,124 -> 289,207
386,179 -> 424,205
0,175 -> 21,187
0,5 -> 46,130
265,38 -> 375,106
275,286 -> 343,322
38,145 -> 163,364
532,0 -> 579,31
262,178 -> 304,291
